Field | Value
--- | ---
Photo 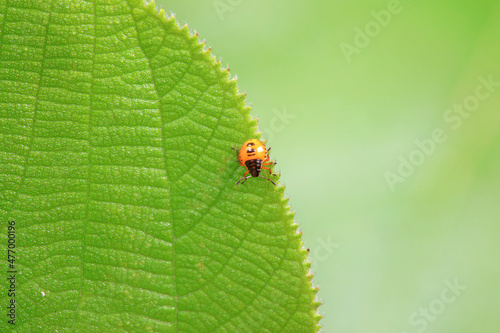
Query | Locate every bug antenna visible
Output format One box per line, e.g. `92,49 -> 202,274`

235,176 -> 250,185
260,175 -> 276,186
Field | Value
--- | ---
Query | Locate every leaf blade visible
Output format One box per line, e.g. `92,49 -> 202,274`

0,0 -> 320,331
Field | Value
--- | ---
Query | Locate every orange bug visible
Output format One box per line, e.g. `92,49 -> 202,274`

231,139 -> 276,185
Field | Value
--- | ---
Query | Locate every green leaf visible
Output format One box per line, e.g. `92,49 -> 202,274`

0,0 -> 320,331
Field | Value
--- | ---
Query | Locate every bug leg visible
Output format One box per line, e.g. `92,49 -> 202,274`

231,147 -> 239,158
265,148 -> 276,164
231,147 -> 245,166
261,166 -> 277,176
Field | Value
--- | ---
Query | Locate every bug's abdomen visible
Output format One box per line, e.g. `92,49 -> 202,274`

245,159 -> 262,177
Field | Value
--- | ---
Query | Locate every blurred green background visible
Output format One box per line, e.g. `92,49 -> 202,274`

158,1 -> 500,332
